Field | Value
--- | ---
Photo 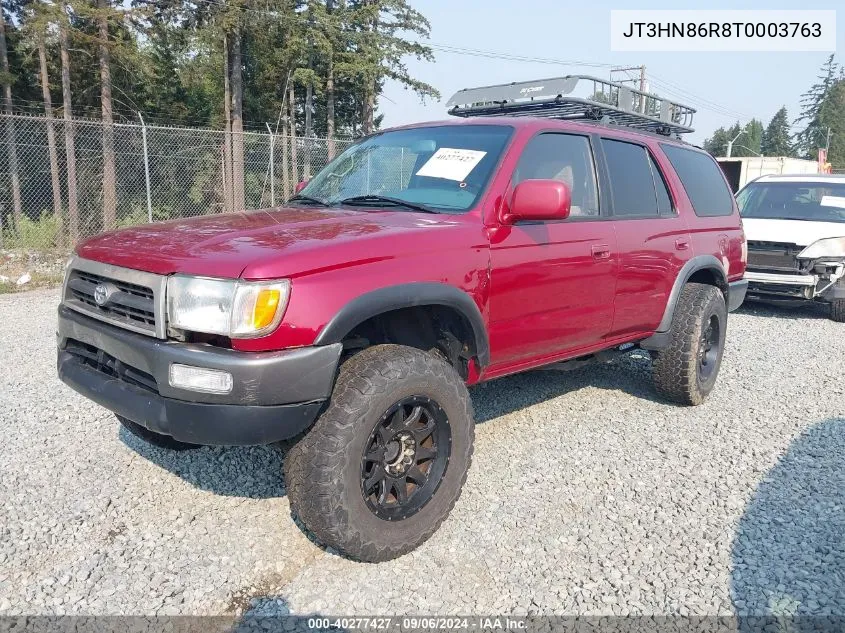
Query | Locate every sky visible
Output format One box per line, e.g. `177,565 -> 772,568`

377,0 -> 843,147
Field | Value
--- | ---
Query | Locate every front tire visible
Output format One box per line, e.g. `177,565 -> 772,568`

117,415 -> 201,451
285,344 -> 474,562
652,283 -> 727,406
831,299 -> 845,323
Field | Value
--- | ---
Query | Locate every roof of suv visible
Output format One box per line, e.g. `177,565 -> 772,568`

387,116 -> 695,149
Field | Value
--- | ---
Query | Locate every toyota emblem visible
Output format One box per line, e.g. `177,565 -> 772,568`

93,284 -> 109,306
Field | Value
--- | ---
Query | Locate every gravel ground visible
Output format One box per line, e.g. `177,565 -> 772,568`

1,288 -> 843,617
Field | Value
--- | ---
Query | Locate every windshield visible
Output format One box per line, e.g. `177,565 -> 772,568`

297,125 -> 513,213
737,181 -> 845,223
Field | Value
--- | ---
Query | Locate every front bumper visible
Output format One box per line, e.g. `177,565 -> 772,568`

57,305 -> 342,445
745,270 -> 845,303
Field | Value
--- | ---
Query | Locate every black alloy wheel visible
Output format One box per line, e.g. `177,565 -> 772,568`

361,397 -> 451,521
698,313 -> 721,382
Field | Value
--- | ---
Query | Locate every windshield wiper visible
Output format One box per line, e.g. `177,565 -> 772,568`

287,194 -> 329,206
338,195 -> 439,214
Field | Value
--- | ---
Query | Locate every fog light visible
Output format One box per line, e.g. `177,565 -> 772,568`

169,364 -> 233,394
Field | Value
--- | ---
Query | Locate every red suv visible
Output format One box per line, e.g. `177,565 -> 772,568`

57,77 -> 747,562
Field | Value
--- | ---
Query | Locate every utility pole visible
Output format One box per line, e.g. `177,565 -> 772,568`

726,129 -> 744,158
138,112 -> 152,224
610,65 -> 646,111
639,65 -> 647,112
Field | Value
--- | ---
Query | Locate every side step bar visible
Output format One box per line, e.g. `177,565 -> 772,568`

535,344 -> 636,372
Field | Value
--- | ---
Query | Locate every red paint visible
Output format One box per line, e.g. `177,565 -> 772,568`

76,117 -> 745,384
505,179 -> 571,223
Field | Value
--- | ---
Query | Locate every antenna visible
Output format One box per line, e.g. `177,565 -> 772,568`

446,75 -> 696,136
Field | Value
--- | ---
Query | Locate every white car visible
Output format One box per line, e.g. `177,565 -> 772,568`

737,174 -> 845,322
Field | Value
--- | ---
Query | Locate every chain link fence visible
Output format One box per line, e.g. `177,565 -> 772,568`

0,113 -> 353,251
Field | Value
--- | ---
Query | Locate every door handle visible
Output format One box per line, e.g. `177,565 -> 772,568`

675,238 -> 690,251
591,244 -> 611,260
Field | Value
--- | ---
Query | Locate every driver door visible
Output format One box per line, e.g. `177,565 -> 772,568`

486,132 -> 619,369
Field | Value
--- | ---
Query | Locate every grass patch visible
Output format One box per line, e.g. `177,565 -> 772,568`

1,214 -> 61,250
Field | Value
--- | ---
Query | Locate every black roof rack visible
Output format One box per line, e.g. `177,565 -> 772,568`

446,75 -> 696,137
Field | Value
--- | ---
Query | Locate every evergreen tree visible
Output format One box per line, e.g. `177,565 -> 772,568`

0,3 -> 23,228
795,54 -> 839,159
818,78 -> 845,169
704,120 -> 764,157
736,119 -> 763,157
703,126 -> 730,156
346,0 -> 439,134
761,107 -> 794,156
704,122 -> 741,156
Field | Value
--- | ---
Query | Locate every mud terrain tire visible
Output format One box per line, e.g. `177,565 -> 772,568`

285,344 -> 474,562
653,283 -> 727,406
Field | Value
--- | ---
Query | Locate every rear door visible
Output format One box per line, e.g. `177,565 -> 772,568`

660,144 -> 746,283
487,132 -> 619,368
597,137 -> 692,336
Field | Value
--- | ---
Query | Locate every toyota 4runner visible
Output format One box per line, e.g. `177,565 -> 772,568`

57,76 -> 747,562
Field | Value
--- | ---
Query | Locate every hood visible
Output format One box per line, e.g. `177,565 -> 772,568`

743,217 -> 845,247
76,206 -> 474,279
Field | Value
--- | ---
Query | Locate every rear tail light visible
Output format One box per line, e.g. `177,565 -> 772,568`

740,232 -> 748,264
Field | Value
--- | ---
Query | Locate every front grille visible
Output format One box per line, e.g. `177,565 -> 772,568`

65,338 -> 159,394
62,257 -> 166,338
68,270 -> 155,327
747,241 -> 804,273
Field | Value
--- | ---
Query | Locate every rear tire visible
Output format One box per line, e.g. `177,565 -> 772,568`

285,344 -> 474,562
831,299 -> 845,323
652,283 -> 727,406
117,415 -> 201,451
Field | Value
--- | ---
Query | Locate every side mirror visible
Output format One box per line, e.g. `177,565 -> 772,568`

295,180 -> 309,194
503,179 -> 571,224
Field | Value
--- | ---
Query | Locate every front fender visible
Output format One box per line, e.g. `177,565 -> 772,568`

313,282 -> 490,367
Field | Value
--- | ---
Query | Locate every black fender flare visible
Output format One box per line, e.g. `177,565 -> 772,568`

641,255 -> 727,350
313,283 -> 490,367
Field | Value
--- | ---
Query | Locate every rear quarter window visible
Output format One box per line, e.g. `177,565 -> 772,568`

660,144 -> 735,217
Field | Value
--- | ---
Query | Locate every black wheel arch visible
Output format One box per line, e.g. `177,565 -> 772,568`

641,255 -> 728,350
313,283 -> 490,368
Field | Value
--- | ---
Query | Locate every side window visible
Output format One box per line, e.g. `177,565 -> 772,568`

600,139 -> 659,217
660,144 -> 735,217
649,154 -> 674,216
513,133 -> 599,217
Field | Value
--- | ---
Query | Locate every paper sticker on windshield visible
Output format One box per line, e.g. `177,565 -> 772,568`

821,195 -> 845,210
416,148 -> 487,182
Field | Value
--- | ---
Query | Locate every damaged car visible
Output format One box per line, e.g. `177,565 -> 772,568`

738,174 -> 845,321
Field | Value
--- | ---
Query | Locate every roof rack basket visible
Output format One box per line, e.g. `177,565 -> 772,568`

446,75 -> 695,136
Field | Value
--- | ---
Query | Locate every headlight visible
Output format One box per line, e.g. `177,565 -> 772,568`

167,275 -> 290,338
798,237 -> 845,259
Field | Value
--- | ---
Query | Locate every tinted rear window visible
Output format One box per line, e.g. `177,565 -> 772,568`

601,139 -> 659,217
661,144 -> 735,217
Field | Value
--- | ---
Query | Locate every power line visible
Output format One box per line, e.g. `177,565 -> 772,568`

426,44 -> 615,70
646,74 -> 753,121
426,45 -> 754,123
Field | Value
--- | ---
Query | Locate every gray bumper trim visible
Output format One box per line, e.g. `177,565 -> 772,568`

57,305 -> 342,406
